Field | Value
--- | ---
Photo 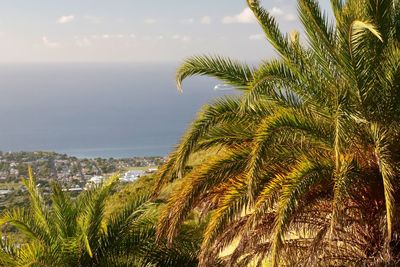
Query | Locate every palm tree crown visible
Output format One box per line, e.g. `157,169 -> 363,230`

156,0 -> 400,266
0,169 -> 202,267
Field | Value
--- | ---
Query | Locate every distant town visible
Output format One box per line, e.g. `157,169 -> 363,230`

0,151 -> 164,209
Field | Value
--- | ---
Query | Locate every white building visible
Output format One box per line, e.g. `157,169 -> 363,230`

85,175 -> 105,189
120,170 -> 144,183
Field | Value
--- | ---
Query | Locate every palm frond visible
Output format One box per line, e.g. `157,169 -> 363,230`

271,159 -> 332,266
157,148 -> 250,243
176,55 -> 254,91
246,0 -> 291,59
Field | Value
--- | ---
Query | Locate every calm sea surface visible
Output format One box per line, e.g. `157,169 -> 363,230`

0,63 -> 229,158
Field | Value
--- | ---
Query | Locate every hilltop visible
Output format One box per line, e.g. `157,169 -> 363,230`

0,151 -> 164,210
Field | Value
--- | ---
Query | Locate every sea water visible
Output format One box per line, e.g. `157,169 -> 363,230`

0,63 -> 230,158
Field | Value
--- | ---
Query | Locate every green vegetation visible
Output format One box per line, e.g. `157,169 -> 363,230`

0,169 -> 203,266
155,0 -> 400,266
2,0 -> 400,266
0,151 -> 163,217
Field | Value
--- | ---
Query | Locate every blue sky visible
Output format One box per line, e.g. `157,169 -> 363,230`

0,0 -> 331,63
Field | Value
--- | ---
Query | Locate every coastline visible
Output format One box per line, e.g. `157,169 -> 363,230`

57,145 -> 172,159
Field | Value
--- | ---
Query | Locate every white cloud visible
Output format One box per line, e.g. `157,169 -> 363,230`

74,36 -> 92,47
223,6 -> 296,24
172,35 -> 192,42
200,16 -> 212,24
269,6 -> 297,22
284,14 -> 297,22
58,15 -> 75,24
180,18 -> 195,24
269,7 -> 284,16
42,36 -> 60,48
89,34 -> 134,40
143,35 -> 164,41
222,7 -> 256,24
249,34 -> 264,41
144,18 -> 157,24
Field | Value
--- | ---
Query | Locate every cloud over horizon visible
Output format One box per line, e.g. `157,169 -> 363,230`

42,36 -> 60,48
269,6 -> 297,22
0,0 -> 314,62
200,16 -> 212,24
74,36 -> 92,47
58,15 -> 75,24
222,7 -> 256,24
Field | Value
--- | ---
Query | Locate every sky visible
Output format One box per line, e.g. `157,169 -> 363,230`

0,0 -> 331,63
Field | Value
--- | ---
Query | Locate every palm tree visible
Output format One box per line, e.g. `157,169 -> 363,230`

0,168 -> 202,267
155,0 -> 400,266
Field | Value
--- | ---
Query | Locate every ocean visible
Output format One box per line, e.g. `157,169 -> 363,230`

0,63 -> 230,158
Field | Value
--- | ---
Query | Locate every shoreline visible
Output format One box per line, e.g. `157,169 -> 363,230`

0,148 -> 169,160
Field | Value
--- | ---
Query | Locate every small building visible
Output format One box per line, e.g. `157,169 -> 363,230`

62,187 -> 83,193
147,168 -> 158,173
120,170 -> 144,183
85,175 -> 105,189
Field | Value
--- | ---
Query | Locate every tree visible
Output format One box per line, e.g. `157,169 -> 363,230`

0,168 -> 202,266
155,0 -> 400,266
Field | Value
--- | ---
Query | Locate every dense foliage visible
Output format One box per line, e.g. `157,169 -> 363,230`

156,0 -> 400,266
0,169 -> 202,267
